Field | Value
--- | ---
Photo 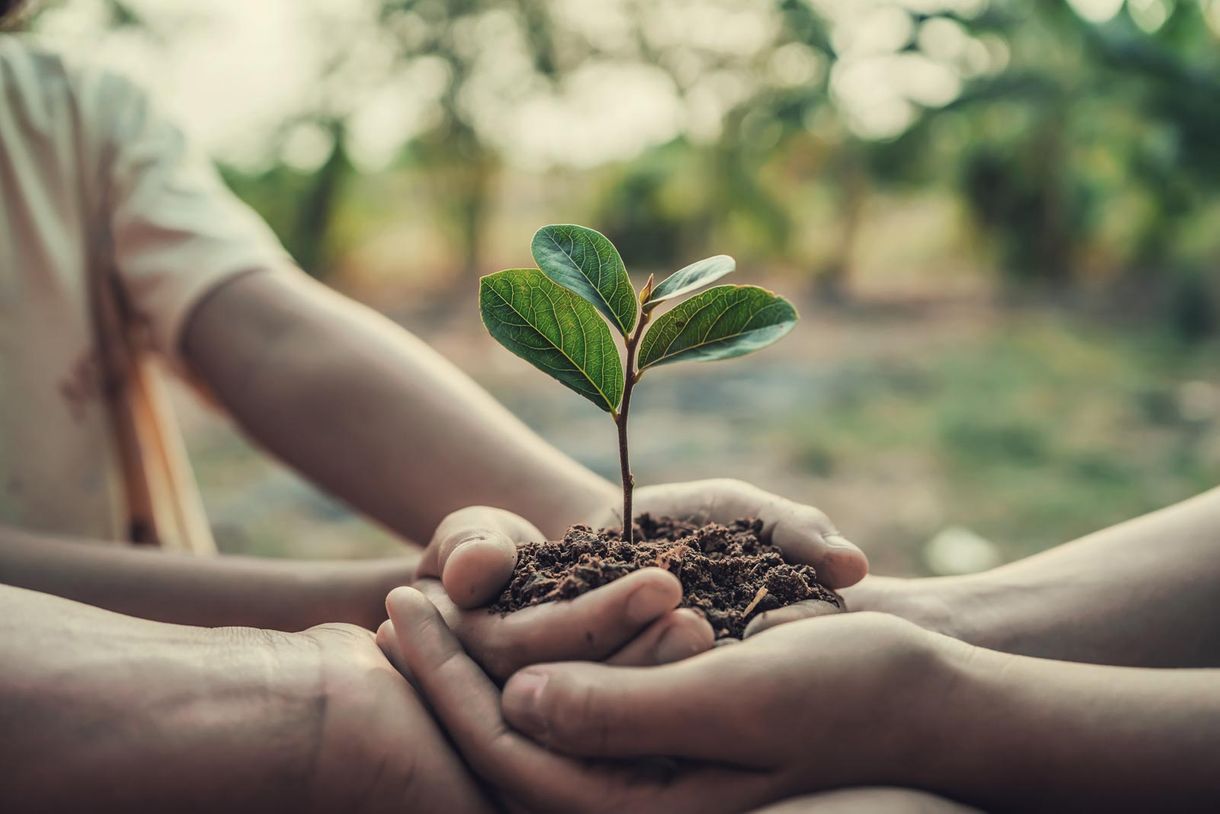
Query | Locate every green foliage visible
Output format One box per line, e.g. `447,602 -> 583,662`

638,286 -> 798,370
479,268 -> 623,414
645,255 -> 735,307
531,225 -> 637,335
483,225 -> 798,412
482,224 -> 798,537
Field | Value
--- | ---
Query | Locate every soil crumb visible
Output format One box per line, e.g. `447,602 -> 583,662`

490,514 -> 840,639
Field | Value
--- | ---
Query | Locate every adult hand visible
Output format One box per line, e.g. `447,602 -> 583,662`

379,587 -> 957,813
417,481 -> 869,658
595,479 -> 869,636
412,506 -> 714,679
300,622 -> 494,812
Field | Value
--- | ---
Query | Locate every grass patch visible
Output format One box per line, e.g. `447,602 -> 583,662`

789,316 -> 1220,561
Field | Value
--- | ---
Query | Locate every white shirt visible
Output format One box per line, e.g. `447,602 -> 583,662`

0,36 -> 289,541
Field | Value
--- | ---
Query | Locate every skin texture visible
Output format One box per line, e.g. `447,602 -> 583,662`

0,490 -> 848,810
183,268 -> 616,544
0,523 -> 416,630
841,486 -> 1220,667
383,586 -> 1220,813
0,584 -> 491,813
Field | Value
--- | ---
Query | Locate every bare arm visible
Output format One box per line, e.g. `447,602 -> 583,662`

0,524 -> 415,630
844,486 -> 1220,666
938,640 -> 1220,810
182,268 -> 617,543
382,589 -> 1220,812
0,583 -> 489,813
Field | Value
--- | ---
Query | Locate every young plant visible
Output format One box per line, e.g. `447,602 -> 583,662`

480,224 -> 798,544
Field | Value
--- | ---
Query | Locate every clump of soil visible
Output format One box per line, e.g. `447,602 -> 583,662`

490,513 -> 840,639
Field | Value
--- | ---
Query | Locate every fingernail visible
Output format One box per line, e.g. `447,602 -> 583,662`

503,669 -> 550,736
627,583 -> 671,625
655,626 -> 704,664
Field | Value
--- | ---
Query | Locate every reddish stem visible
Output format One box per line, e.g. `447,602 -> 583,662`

616,310 -> 649,543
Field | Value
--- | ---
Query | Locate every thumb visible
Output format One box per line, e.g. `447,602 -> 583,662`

501,659 -> 737,762
767,499 -> 868,589
418,506 -> 542,608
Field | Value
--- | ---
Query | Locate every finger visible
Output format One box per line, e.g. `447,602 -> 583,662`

385,587 -> 568,787
441,533 -> 518,609
389,592 -> 771,814
439,567 -> 685,679
375,619 -> 401,669
501,655 -> 764,763
767,501 -> 868,589
633,480 -> 868,589
743,598 -> 842,638
418,507 -> 542,608
607,608 -> 714,666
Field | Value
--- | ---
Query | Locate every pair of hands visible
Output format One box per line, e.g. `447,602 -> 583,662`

302,479 -> 922,813
376,592 -> 954,813
406,479 -> 870,680
377,479 -> 950,814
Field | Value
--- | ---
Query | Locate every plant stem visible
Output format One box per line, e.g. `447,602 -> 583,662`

616,311 -> 649,544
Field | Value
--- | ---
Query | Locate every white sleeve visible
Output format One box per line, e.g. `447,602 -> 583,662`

94,71 -> 293,363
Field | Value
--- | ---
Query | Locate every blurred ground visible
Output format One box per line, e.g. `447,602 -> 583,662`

27,1 -> 1220,576
178,291 -> 1220,577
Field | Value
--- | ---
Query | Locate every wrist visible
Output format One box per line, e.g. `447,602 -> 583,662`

873,621 -> 985,791
900,639 -> 1005,803
120,626 -> 326,810
842,572 -> 1027,653
841,575 -> 970,639
853,619 -> 1021,808
306,557 -> 419,630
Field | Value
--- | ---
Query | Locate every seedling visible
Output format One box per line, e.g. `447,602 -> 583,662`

480,224 -> 798,544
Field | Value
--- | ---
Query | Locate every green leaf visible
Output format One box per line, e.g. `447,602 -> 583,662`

645,255 -> 735,307
480,268 -> 624,413
531,224 -> 637,335
637,285 -> 798,370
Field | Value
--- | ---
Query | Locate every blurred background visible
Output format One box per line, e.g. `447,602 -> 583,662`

26,0 -> 1220,576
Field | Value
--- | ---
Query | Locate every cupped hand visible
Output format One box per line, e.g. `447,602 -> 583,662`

412,506 -> 714,679
413,477 -> 871,673
379,587 -> 960,814
593,479 -> 869,636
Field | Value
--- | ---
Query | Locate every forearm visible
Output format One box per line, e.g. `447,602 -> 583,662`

848,487 -> 1220,666
183,269 -> 615,543
0,585 -> 328,812
916,640 -> 1220,811
0,525 -> 415,630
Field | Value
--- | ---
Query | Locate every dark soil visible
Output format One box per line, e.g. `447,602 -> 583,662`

490,514 -> 840,639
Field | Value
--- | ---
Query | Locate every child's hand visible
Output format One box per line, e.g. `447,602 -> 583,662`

406,506 -> 713,681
